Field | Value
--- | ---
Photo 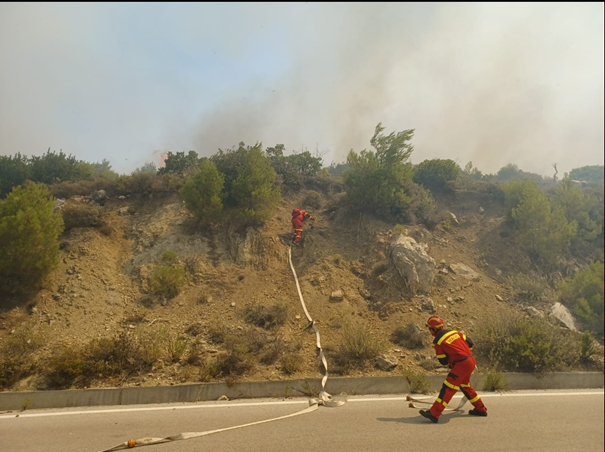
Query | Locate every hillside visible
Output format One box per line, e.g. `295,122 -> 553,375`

0,185 -> 600,391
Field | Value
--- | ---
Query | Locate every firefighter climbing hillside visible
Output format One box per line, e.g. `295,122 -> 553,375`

291,208 -> 314,245
419,315 -> 488,423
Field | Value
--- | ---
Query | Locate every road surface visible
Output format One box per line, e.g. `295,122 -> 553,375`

1,389 -> 603,452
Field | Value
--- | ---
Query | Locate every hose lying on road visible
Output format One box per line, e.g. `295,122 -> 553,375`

406,394 -> 468,411
97,245 -> 345,451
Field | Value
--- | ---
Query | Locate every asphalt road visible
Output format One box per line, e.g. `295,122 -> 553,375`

1,389 -> 603,452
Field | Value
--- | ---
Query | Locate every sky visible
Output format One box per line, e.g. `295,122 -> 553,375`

1,2 -> 603,177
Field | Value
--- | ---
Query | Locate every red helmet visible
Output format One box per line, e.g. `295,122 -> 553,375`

426,315 -> 445,331
292,208 -> 301,216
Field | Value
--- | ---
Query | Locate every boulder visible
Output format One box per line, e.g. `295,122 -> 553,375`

448,263 -> 480,281
376,354 -> 398,371
389,235 -> 436,295
549,302 -> 577,331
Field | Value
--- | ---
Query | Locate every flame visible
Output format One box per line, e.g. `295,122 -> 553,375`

159,153 -> 167,168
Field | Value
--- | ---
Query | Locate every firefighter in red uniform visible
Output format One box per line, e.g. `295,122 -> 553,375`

291,208 -> 314,244
419,315 -> 488,423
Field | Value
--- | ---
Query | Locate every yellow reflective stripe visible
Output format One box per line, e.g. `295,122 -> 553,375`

436,354 -> 447,359
469,395 -> 481,404
437,330 -> 458,345
460,383 -> 471,388
436,398 -> 447,406
462,334 -> 467,341
441,400 -> 448,407
444,380 -> 460,391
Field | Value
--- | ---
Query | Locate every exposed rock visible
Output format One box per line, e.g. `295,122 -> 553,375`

117,207 -> 130,216
376,354 -> 398,371
479,207 -> 485,214
217,395 -> 229,401
91,190 -> 107,206
420,297 -> 435,313
330,290 -> 344,301
389,235 -> 436,295
447,211 -> 460,225
549,302 -> 577,331
448,263 -> 480,281
53,198 -> 66,212
524,307 -> 543,318
495,294 -> 504,302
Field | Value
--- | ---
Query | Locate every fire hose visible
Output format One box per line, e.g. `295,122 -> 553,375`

96,245 -> 345,451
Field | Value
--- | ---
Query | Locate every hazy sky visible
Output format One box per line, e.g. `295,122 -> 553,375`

1,2 -> 603,176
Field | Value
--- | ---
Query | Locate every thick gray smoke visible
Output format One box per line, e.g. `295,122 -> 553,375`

1,3 -> 603,176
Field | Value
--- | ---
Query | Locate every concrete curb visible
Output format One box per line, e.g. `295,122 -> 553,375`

0,372 -> 602,412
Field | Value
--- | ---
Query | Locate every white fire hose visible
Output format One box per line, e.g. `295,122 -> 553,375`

97,245 -> 345,451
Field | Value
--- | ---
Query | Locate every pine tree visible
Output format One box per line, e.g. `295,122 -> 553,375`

0,184 -> 64,296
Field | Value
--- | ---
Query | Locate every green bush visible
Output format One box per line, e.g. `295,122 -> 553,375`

211,143 -> 281,223
160,250 -> 178,264
180,160 -> 225,225
569,165 -> 604,184
413,159 -> 462,192
474,316 -> 582,374
343,123 -> 415,219
61,202 -> 106,231
559,262 -> 604,336
390,323 -> 426,349
0,184 -> 64,296
150,265 -> 188,299
502,180 -> 576,266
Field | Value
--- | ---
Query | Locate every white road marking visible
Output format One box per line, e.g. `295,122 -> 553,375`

0,391 -> 602,419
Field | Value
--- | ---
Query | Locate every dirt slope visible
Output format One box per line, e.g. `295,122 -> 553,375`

0,187 -> 581,391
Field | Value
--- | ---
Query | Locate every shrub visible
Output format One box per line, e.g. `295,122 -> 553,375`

180,160 -> 225,226
150,265 -> 188,299
0,184 -> 64,296
412,159 -> 462,192
211,143 -> 281,225
202,350 -> 253,379
343,123 -> 415,219
301,190 -> 322,210
280,353 -> 303,375
474,316 -> 582,374
502,180 -> 576,266
334,325 -> 383,372
402,368 -> 431,394
167,334 -> 188,363
160,250 -> 178,264
61,203 -> 106,231
391,323 -> 426,350
45,333 -> 158,388
481,368 -> 508,391
507,272 -> 551,304
559,261 -> 604,336
243,303 -> 288,330
0,330 -> 44,389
